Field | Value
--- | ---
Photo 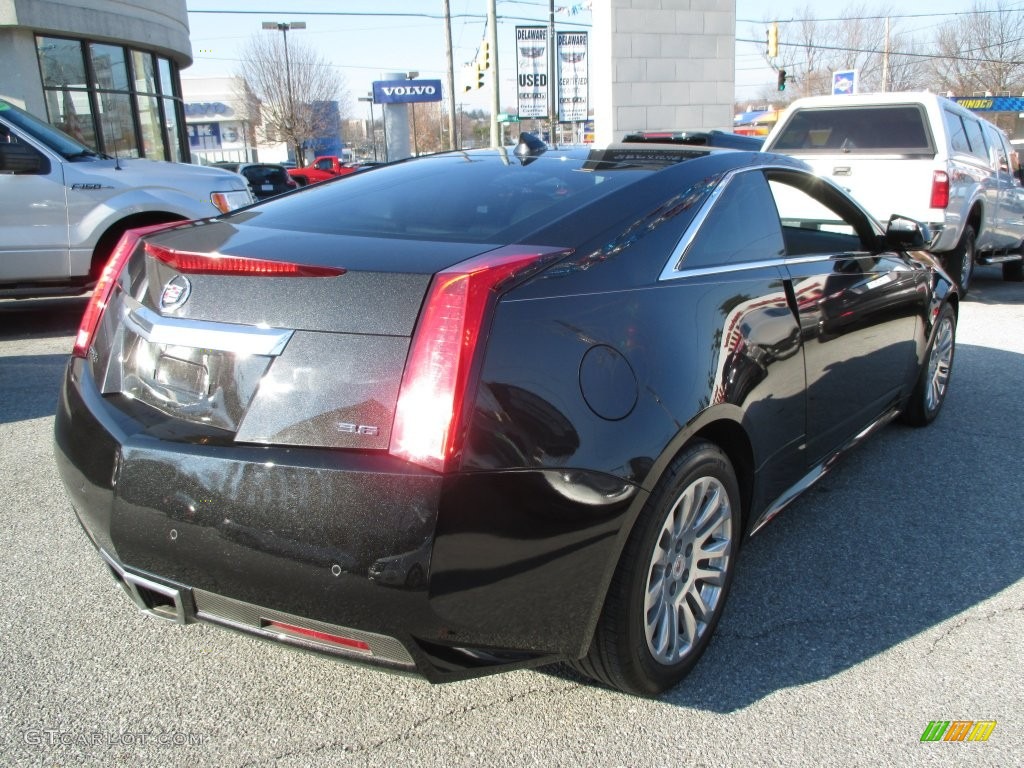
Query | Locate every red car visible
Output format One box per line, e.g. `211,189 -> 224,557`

288,156 -> 358,186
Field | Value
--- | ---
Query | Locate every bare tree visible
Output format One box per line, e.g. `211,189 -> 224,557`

930,1 -> 1024,95
769,4 -> 928,97
236,33 -> 349,164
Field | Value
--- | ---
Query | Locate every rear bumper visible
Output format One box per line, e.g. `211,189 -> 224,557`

54,358 -> 640,681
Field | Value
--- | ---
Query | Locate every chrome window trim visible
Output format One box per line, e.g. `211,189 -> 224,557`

658,170 -> 735,281
659,164 -> 880,282
121,296 -> 293,356
661,254 -> 835,280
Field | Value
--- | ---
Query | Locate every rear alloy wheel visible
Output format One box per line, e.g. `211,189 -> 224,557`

943,225 -> 975,296
901,304 -> 956,426
572,441 -> 740,696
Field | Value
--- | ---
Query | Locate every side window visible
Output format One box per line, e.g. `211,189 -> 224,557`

680,170 -> 784,270
986,126 -> 1010,172
0,126 -> 50,175
944,110 -> 971,154
962,117 -> 988,161
315,158 -> 331,171
767,171 -> 874,256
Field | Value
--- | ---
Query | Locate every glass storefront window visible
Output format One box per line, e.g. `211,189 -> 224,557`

157,57 -> 177,97
96,92 -> 139,158
35,35 -> 186,162
89,43 -> 130,92
37,37 -> 87,88
136,94 -> 166,159
41,88 -> 97,148
132,50 -> 157,94
163,97 -> 183,162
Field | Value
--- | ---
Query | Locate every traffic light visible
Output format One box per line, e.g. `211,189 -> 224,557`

777,69 -> 787,91
476,64 -> 486,90
479,40 -> 492,71
767,23 -> 779,58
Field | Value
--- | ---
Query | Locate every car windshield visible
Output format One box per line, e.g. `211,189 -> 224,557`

769,105 -> 935,155
240,148 -> 691,244
0,99 -> 103,161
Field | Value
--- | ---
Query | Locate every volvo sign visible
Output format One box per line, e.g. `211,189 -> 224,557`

372,79 -> 443,104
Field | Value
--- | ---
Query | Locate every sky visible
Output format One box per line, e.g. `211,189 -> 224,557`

183,0 -> 1008,114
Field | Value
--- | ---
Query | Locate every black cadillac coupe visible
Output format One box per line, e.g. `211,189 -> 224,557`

54,139 -> 957,696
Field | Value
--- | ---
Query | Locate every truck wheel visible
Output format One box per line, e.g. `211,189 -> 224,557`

1003,258 -> 1023,282
570,441 -> 740,696
292,177 -> 308,187
89,217 -> 184,282
942,225 -> 975,296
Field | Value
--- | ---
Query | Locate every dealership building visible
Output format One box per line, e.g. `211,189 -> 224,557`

0,0 -> 192,162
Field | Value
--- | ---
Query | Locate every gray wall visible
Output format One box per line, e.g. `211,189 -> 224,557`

592,0 -> 735,143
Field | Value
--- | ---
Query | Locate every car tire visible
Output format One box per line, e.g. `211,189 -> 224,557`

572,440 -> 740,696
1002,258 -> 1024,282
901,303 -> 956,427
942,225 -> 975,296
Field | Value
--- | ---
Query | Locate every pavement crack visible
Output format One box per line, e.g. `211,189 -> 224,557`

922,603 -> 1024,657
251,678 -> 584,765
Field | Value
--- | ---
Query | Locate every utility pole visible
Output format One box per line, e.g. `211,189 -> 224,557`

548,0 -> 557,146
443,0 -> 457,150
488,0 -> 500,147
882,16 -> 890,92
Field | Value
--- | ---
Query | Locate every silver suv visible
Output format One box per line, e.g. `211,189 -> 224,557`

763,92 -> 1024,293
0,99 -> 253,299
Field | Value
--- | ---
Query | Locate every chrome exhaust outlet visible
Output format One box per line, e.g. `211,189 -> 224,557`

99,549 -> 193,625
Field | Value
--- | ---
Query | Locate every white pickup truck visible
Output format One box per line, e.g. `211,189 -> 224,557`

0,98 -> 254,299
762,92 -> 1024,294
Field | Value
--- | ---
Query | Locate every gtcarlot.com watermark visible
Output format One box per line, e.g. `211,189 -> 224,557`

23,729 -> 207,748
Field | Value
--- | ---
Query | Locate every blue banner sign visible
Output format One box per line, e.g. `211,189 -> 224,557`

953,96 -> 1024,112
372,80 -> 443,104
187,122 -> 221,149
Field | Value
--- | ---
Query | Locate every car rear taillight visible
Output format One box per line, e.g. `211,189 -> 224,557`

144,243 -> 346,277
72,221 -> 184,358
389,245 -> 568,472
930,171 -> 949,209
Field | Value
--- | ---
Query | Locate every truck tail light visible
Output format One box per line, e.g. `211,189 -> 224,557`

72,221 -> 184,358
389,245 -> 568,473
930,171 -> 949,209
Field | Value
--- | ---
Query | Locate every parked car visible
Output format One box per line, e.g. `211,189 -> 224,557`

0,98 -> 253,299
762,92 -> 1024,292
54,142 -> 958,696
289,155 -> 359,186
212,161 -> 298,200
623,129 -> 765,150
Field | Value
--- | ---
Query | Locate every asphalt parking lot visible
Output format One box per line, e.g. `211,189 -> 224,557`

1,267 -> 1021,767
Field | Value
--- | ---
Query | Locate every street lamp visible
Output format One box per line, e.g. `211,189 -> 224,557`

357,94 -> 377,162
262,21 -> 306,164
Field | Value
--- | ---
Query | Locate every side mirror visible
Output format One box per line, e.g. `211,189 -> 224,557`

884,215 -> 932,249
0,141 -> 50,175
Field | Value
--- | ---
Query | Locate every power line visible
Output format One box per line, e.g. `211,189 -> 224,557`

739,5 -> 1024,24
737,36 -> 1024,66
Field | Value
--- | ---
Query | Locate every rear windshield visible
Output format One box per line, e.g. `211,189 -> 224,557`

240,149 -> 670,244
768,105 -> 934,155
243,165 -> 288,185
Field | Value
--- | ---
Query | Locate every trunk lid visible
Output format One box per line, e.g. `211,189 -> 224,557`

89,219 -> 496,452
